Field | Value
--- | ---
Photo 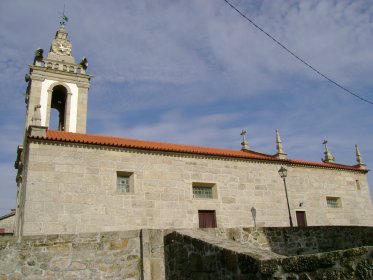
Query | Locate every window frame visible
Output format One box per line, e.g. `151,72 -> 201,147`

192,182 -> 217,199
198,210 -> 217,228
116,171 -> 134,194
326,197 -> 342,208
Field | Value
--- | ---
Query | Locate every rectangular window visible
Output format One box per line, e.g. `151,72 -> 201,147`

192,183 -> 216,199
326,197 -> 341,208
193,186 -> 212,198
117,172 -> 134,193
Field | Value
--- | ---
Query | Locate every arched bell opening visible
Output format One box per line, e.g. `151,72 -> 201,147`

50,85 -> 67,131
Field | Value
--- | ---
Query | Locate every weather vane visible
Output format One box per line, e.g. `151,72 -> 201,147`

59,4 -> 69,25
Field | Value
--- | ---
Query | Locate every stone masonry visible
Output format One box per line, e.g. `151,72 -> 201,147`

201,226 -> 373,256
0,230 -> 141,280
19,140 -> 373,236
164,229 -> 373,279
1,227 -> 373,279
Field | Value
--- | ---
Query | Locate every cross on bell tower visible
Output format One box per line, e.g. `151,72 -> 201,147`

24,22 -> 91,134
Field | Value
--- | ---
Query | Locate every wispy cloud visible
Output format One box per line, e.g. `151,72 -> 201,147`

0,0 -> 372,213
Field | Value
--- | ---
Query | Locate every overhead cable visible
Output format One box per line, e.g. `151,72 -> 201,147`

223,0 -> 373,105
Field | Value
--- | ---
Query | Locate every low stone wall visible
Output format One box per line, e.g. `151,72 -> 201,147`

204,226 -> 373,256
165,231 -> 373,279
1,227 -> 372,279
0,231 -> 141,279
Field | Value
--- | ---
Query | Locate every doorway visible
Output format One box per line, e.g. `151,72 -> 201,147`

198,210 -> 217,228
296,211 -> 307,227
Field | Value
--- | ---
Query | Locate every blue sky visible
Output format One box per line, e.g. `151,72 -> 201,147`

0,0 -> 372,216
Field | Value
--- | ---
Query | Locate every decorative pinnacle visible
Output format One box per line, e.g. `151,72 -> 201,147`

240,130 -> 250,150
355,144 -> 365,168
275,129 -> 287,159
322,140 -> 336,163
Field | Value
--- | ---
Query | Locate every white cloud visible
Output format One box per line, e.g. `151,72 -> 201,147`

0,0 -> 372,210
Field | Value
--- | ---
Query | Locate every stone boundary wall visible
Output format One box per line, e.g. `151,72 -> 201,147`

164,231 -> 373,279
0,231 -> 141,279
203,226 -> 373,256
1,227 -> 372,279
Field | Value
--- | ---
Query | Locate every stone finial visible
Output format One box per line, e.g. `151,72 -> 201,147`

34,48 -> 44,61
355,144 -> 366,169
275,129 -> 287,159
31,105 -> 42,126
240,130 -> 250,150
34,48 -> 44,66
322,140 -> 336,163
80,57 -> 88,70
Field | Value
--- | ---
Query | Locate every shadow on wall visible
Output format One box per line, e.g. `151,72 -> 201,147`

250,207 -> 256,228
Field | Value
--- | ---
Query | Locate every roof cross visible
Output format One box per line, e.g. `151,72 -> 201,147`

322,140 -> 336,163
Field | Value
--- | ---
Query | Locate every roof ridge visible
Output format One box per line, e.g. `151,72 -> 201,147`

44,130 -> 275,156
27,129 -> 366,173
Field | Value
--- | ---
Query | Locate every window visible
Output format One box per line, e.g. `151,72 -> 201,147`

326,197 -> 341,208
117,172 -> 134,193
192,183 -> 216,199
193,186 -> 212,198
356,180 -> 361,191
117,176 -> 130,192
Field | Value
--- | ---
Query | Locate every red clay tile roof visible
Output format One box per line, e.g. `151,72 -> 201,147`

29,129 -> 366,172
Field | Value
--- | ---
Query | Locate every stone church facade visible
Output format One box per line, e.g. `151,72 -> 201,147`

14,25 -> 373,237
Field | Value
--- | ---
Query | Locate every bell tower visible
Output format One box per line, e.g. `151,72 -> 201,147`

24,24 -> 91,133
14,22 -> 92,238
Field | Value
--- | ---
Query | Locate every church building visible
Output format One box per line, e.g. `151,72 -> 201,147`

14,25 -> 373,237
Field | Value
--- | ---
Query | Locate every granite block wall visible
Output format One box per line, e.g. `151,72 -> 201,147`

0,231 -> 141,279
164,231 -> 373,279
19,141 -> 373,235
1,227 -> 373,279
206,226 -> 373,256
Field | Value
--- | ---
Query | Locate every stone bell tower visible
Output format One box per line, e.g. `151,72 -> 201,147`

24,24 -> 91,133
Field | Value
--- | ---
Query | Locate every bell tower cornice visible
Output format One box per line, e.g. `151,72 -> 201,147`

29,64 -> 92,81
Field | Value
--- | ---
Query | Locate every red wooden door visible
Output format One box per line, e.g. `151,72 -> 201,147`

198,210 -> 217,228
296,211 -> 307,227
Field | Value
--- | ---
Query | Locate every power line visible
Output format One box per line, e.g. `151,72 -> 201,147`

223,0 -> 373,105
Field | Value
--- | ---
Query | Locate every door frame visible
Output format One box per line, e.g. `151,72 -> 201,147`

198,210 -> 217,228
295,210 -> 307,227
